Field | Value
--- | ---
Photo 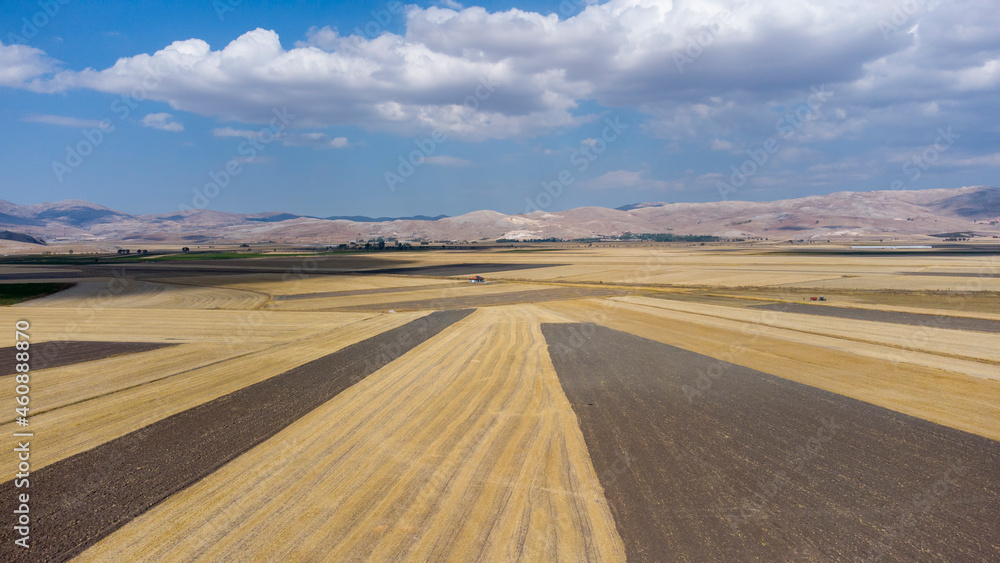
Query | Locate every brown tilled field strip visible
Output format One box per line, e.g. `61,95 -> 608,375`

0,271 -> 85,280
0,310 -> 472,562
750,302 -> 1000,333
543,322 -> 1000,561
542,298 -> 1000,440
0,341 -> 177,376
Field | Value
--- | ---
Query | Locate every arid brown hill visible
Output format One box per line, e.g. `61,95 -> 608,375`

1,186 -> 998,243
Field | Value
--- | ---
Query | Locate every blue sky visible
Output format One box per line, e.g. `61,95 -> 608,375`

1,0 -> 998,217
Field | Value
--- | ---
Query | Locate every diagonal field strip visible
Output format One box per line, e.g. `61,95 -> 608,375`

0,309 -> 472,563
0,311 -> 423,474
543,322 -> 1000,562
0,341 -> 178,376
542,298 -> 1000,440
749,302 -> 1000,333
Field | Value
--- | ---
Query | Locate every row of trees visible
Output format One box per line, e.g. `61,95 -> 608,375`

615,232 -> 722,242
360,241 -> 413,250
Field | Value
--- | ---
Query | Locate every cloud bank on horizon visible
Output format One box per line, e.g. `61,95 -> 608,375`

1,0 -> 998,216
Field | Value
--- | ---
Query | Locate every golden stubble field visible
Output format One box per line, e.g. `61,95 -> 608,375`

0,244 -> 997,560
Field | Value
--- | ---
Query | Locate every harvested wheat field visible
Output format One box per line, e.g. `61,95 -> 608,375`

0,311 -> 473,561
0,245 -> 997,561
0,341 -> 177,376
22,279 -> 270,310
144,272 -> 461,297
73,306 -> 624,562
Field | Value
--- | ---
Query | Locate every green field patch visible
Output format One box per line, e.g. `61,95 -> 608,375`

0,282 -> 75,305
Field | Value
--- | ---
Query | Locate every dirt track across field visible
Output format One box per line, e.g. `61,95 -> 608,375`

0,309 -> 472,562
543,322 -> 1000,562
0,341 -> 177,376
327,286 -> 627,312
750,302 -> 1000,333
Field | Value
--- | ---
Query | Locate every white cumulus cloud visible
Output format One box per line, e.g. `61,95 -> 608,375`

420,155 -> 473,166
140,112 -> 184,132
23,114 -> 108,128
1,0 -> 998,147
0,43 -> 57,89
213,127 -> 350,149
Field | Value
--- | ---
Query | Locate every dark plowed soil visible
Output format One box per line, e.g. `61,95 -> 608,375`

750,301 -> 1000,333
271,282 -> 464,301
900,271 -> 1000,278
0,341 -> 177,376
1,260 -> 562,282
80,260 -> 559,278
360,262 -> 564,276
543,322 -> 1000,562
0,309 -> 473,562
93,254 -> 416,275
327,286 -> 626,312
0,272 -> 85,280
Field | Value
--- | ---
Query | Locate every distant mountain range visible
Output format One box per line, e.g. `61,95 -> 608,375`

1,187 -> 998,245
247,213 -> 450,223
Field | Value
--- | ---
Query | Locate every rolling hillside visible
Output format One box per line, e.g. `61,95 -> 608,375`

1,186 -> 997,244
